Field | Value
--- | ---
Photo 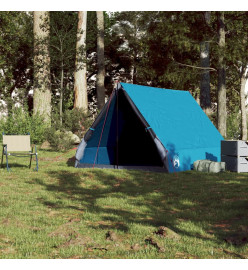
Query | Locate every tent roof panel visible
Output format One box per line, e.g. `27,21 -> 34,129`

120,82 -> 223,151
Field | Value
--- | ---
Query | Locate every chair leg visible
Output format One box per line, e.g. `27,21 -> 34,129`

1,148 -> 4,168
29,146 -> 33,169
29,154 -> 32,169
35,153 -> 38,171
5,152 -> 10,172
35,145 -> 38,171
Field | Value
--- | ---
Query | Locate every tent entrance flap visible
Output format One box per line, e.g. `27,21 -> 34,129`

115,89 -> 163,166
80,88 -> 165,167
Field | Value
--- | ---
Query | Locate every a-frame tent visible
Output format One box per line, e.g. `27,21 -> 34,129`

75,82 -> 224,173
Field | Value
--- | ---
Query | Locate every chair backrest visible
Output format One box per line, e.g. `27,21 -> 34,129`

3,135 -> 31,152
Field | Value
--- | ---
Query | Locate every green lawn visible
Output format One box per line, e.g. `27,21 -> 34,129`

0,148 -> 248,259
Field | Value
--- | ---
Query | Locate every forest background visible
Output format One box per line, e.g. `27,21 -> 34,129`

1,2 -> 248,150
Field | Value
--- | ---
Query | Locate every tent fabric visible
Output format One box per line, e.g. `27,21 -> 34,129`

75,82 -> 224,172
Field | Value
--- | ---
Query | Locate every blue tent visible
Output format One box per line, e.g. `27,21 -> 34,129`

75,82 -> 223,172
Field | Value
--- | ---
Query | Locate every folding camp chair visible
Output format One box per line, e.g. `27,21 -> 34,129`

1,133 -> 38,172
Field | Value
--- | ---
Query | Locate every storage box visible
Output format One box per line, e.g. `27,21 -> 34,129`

221,155 -> 248,173
221,140 -> 248,157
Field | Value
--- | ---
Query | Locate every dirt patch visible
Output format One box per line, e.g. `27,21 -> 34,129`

212,222 -> 231,232
154,226 -> 181,240
58,235 -> 92,248
0,234 -> 12,243
145,237 -> 165,252
1,247 -> 16,255
87,247 -> 108,252
1,217 -> 27,229
131,243 -> 140,251
224,234 -> 248,246
1,218 -> 11,226
175,251 -> 199,259
113,178 -> 127,187
39,157 -> 66,162
49,219 -> 94,249
223,248 -> 247,259
48,219 -> 81,239
106,231 -> 118,241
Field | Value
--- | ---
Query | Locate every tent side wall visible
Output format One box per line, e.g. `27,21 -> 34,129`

76,92 -> 117,166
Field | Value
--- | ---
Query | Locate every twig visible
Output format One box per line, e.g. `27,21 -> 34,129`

175,61 -> 217,71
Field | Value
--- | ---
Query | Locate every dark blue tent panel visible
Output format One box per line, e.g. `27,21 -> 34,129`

75,83 -> 224,172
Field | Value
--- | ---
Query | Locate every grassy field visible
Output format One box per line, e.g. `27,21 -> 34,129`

0,148 -> 248,259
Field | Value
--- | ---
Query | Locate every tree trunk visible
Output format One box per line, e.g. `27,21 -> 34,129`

200,11 -> 211,115
96,11 -> 105,110
60,63 -> 64,125
131,65 -> 137,84
33,11 -> 51,123
74,11 -> 88,111
217,12 -> 227,137
240,69 -> 247,140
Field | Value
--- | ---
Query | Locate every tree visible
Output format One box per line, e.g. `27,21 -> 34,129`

200,11 -> 212,115
217,11 -> 227,137
0,12 -> 33,114
96,11 -> 105,110
50,11 -> 78,122
240,67 -> 248,140
74,11 -> 88,112
33,11 -> 52,122
225,11 -> 248,140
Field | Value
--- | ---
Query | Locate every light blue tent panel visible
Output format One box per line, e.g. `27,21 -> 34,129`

75,82 -> 224,172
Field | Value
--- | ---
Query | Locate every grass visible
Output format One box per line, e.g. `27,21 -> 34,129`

0,148 -> 248,259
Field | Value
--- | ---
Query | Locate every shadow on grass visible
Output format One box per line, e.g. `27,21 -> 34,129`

1,161 -> 31,170
31,169 -> 248,247
66,156 -> 75,167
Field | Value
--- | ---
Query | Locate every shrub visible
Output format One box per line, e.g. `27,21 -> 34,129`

45,108 -> 93,151
226,108 -> 241,140
45,129 -> 74,151
61,108 -> 93,138
0,107 -> 48,144
208,107 -> 242,140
